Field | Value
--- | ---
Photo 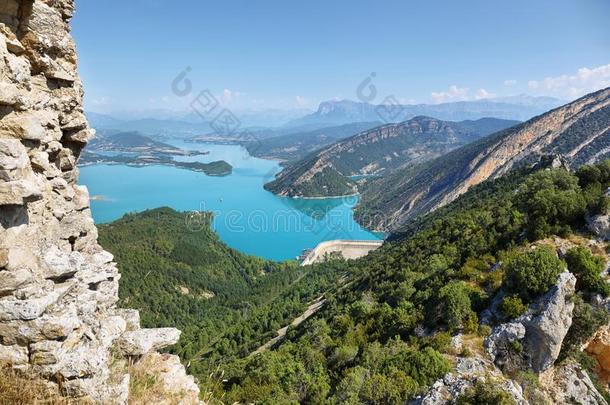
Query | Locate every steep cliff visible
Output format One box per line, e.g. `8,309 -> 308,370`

265,116 -> 517,198
357,88 -> 610,231
0,1 -> 198,403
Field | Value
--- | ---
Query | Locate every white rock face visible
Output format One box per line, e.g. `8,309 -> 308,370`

523,271 -> 576,372
0,2 -> 199,403
0,343 -> 28,364
484,321 -> 526,369
412,348 -> 527,405
485,271 -> 576,373
587,214 -> 610,241
136,352 -> 201,404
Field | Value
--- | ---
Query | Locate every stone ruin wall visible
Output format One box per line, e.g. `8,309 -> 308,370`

0,0 -> 198,402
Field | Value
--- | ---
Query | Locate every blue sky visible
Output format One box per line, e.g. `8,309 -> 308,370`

72,0 -> 610,113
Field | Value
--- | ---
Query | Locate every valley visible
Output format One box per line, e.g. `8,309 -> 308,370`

100,156 -> 610,404
78,88 -> 610,404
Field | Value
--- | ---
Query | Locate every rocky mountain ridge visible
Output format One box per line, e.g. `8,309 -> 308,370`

357,88 -> 610,231
265,116 -> 517,198
286,96 -> 562,127
245,121 -> 382,162
0,1 -> 198,403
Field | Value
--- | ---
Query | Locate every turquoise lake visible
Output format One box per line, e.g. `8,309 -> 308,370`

79,141 -> 382,261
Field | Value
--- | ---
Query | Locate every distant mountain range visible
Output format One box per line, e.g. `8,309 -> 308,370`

245,121 -> 383,161
86,108 -> 313,138
284,95 -> 564,128
264,117 -> 519,197
87,95 -> 564,141
86,113 -> 213,138
356,87 -> 610,231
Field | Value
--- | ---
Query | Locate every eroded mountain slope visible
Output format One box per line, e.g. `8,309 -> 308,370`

356,88 -> 610,231
265,116 -> 518,198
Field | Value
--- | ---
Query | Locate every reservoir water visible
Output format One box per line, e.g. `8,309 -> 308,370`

79,141 -> 381,261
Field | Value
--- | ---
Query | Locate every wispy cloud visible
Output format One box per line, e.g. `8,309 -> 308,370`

474,89 -> 496,100
220,89 -> 245,106
90,96 -> 111,106
431,85 -> 494,103
431,85 -> 470,103
503,79 -> 517,87
295,95 -> 308,107
528,63 -> 610,99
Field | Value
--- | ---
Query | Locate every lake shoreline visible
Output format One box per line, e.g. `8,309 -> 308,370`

285,192 -> 360,200
80,142 -> 381,261
79,159 -> 233,177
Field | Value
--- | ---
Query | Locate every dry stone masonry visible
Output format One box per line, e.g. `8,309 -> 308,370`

0,1 -> 199,402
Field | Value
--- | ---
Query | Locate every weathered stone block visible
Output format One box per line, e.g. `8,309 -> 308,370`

0,179 -> 42,205
116,328 -> 181,356
0,343 -> 28,365
0,268 -> 34,295
0,138 -> 29,181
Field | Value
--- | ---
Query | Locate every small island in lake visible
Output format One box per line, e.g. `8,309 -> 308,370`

80,131 -> 233,176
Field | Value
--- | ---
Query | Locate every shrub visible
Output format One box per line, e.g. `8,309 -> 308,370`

457,379 -> 516,405
576,165 -> 602,187
359,370 -> 418,404
330,345 -> 359,369
516,170 -> 586,239
500,294 -> 528,319
560,295 -> 610,359
503,247 -> 564,302
438,281 -> 476,331
477,324 -> 492,337
565,246 -> 610,296
428,331 -> 452,353
399,346 -> 452,386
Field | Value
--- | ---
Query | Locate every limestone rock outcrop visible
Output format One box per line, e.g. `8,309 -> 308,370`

540,362 -> 608,405
586,325 -> 610,384
116,328 -> 182,356
412,355 -> 527,405
0,1 -> 199,403
129,352 -> 201,405
485,271 -> 576,373
587,214 -> 610,241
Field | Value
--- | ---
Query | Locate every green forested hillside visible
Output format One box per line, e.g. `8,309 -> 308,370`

98,208 -> 350,378
101,160 -> 610,404
223,161 -> 610,403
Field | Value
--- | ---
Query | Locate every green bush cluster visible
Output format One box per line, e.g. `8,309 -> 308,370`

515,170 -> 586,239
500,294 -> 528,319
565,246 -> 610,296
576,161 -> 610,215
457,379 -> 516,405
502,246 -> 565,302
